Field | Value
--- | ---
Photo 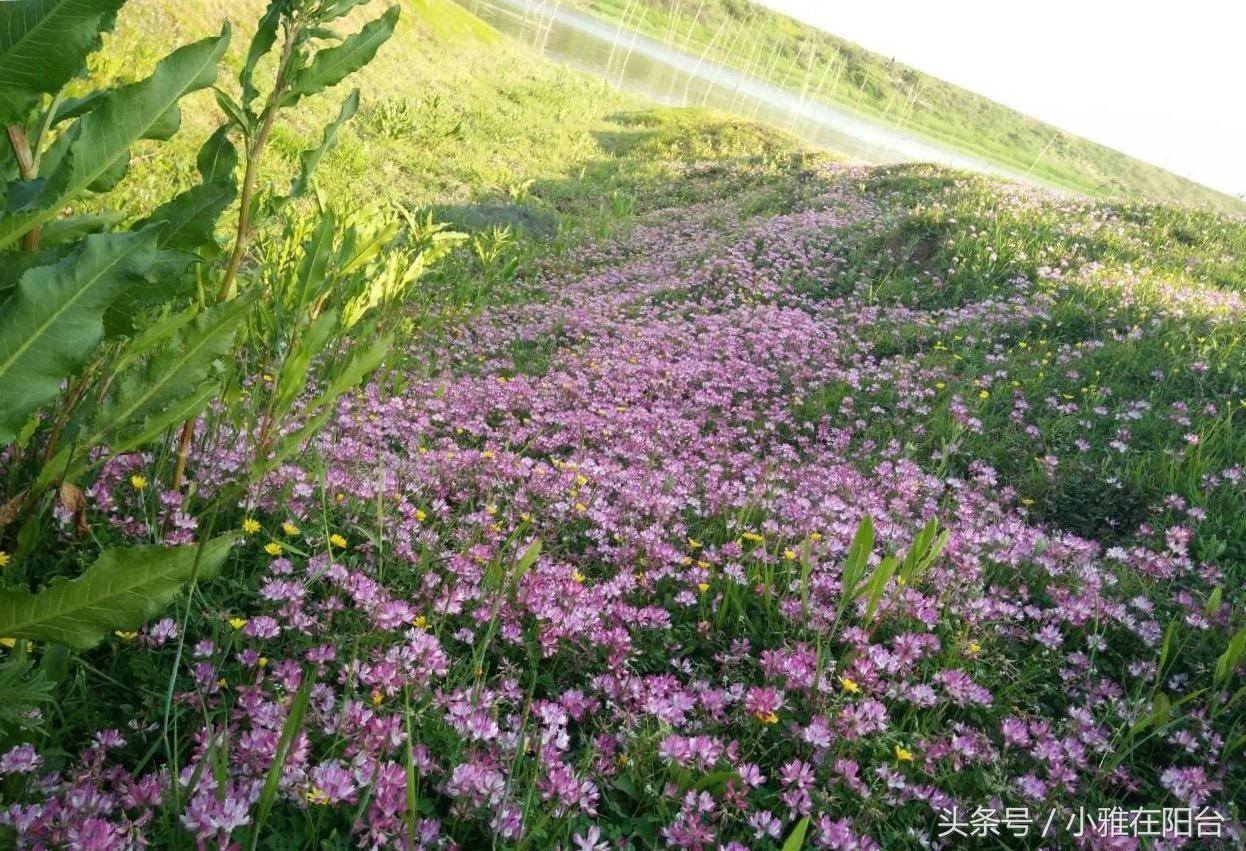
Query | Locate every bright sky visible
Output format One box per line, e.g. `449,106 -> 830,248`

755,0 -> 1246,198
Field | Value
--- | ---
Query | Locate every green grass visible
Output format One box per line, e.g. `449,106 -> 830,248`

567,0 -> 1245,214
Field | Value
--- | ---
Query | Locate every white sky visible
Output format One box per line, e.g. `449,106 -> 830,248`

756,0 -> 1246,198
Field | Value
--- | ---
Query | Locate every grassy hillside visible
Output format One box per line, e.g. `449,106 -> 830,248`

567,0 -> 1245,214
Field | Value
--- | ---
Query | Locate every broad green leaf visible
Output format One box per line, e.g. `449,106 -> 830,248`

1204,586 -> 1222,619
248,665 -> 314,847
320,0 -> 373,22
274,309 -> 338,418
1216,627 -> 1246,687
95,296 -> 252,448
0,0 -> 125,124
287,206 -> 336,312
0,29 -> 230,251
781,815 -> 810,851
512,538 -> 541,586
223,334 -> 392,502
239,0 -> 286,109
862,555 -> 898,624
842,514 -> 873,596
0,228 -> 163,443
0,535 -> 233,651
135,127 -> 238,251
36,210 -> 124,247
286,87 -> 359,201
280,6 -> 398,107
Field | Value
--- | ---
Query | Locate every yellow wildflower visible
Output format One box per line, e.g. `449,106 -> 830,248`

688,538 -> 702,549
757,711 -> 779,725
895,745 -> 914,762
306,787 -> 330,806
130,475 -> 148,490
371,689 -> 385,707
978,390 -> 990,400
329,533 -> 348,548
282,521 -> 300,536
264,542 -> 283,556
840,676 -> 860,694
572,570 -> 586,584
415,508 -> 427,522
114,631 -> 138,641
242,518 -> 261,535
257,657 -> 268,668
412,615 -> 428,629
228,617 -> 248,630
697,582 -> 710,594
0,551 -> 9,568
574,502 -> 587,513
784,549 -> 797,561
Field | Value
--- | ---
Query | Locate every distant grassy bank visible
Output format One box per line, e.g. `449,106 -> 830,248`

565,0 -> 1244,214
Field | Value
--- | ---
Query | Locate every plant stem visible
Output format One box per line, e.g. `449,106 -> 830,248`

215,24 -> 299,304
6,125 -> 41,251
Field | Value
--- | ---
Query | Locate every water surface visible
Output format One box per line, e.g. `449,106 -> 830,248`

455,0 -> 1034,182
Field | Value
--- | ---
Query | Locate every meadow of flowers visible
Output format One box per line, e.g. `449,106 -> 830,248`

2,149 -> 1243,849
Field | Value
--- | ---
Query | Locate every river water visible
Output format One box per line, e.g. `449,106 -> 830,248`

454,0 -> 1031,182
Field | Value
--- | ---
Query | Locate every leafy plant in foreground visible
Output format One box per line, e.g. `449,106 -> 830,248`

0,0 -> 409,688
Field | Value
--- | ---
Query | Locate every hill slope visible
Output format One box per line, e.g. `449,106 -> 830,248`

566,0 -> 1244,214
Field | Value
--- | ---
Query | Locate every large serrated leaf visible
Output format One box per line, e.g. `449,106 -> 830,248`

239,0 -> 286,109
135,127 -> 238,251
285,88 -> 359,202
99,295 -> 252,441
0,536 -> 234,650
0,228 -> 163,443
0,0 -> 126,124
0,29 -> 230,251
280,6 -> 397,107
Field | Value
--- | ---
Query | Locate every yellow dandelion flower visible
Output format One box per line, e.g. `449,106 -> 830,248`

228,617 -> 248,630
371,689 -> 385,707
114,631 -> 138,641
784,549 -> 797,561
130,475 -> 148,490
329,533 -> 348,548
306,787 -> 330,806
0,551 -> 9,568
574,502 -> 587,514
758,711 -> 779,725
978,390 -> 990,400
697,582 -> 710,594
264,542 -> 283,556
895,745 -> 914,762
0,638 -> 16,648
572,570 -> 586,584
415,508 -> 427,522
281,521 -> 300,536
840,676 -> 860,694
485,504 -> 497,516
257,657 -> 268,668
688,538 -> 702,549
412,615 -> 428,629
242,518 -> 261,535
